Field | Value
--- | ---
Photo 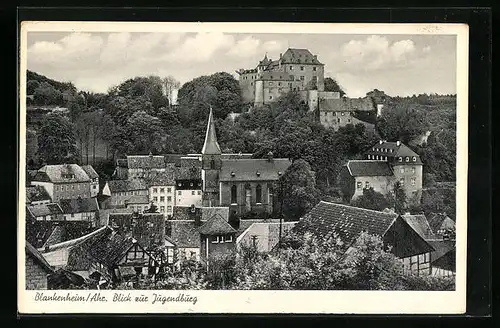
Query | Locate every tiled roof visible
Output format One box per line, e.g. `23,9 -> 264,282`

26,242 -> 54,273
59,198 -> 99,214
202,207 -> 229,222
319,97 -> 374,112
168,220 -> 204,248
293,201 -> 398,247
219,158 -> 292,182
108,213 -> 165,249
81,165 -> 99,179
176,179 -> 202,190
427,213 -> 455,234
346,160 -> 393,177
427,240 -> 455,266
98,208 -> 134,226
34,164 -> 91,183
198,214 -> 237,235
26,185 -> 51,202
42,226 -> 65,248
116,159 -> 128,168
146,168 -> 176,187
106,179 -> 147,193
175,166 -> 202,180
366,141 -> 422,164
281,48 -> 323,65
127,155 -> 165,169
26,220 -> 94,249
172,206 -> 202,221
27,203 -> 63,217
124,195 -> 150,205
401,214 -> 436,240
201,107 -> 222,155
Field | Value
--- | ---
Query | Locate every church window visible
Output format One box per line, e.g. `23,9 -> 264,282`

231,185 -> 237,204
256,185 -> 262,204
210,159 -> 215,169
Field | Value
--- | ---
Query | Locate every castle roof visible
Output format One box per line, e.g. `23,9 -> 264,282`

219,158 -> 292,182
346,160 -> 393,177
201,107 -> 221,155
281,48 -> 323,65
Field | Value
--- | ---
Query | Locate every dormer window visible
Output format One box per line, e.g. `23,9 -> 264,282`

398,157 -> 403,162
231,171 -> 235,177
278,171 -> 282,176
256,171 -> 261,177
406,157 -> 410,162
412,156 -> 417,162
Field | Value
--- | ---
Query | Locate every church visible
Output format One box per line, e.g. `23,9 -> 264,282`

200,107 -> 292,218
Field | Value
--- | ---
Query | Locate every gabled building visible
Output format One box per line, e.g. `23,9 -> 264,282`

147,167 -> 176,217
293,201 -> 435,276
26,185 -> 52,206
199,214 -> 237,264
318,96 -> 377,131
25,242 -> 54,290
338,140 -> 424,203
31,164 -> 92,202
125,154 -> 166,180
108,212 -> 165,250
81,165 -> 99,197
427,213 -> 456,239
26,203 -> 64,221
58,198 -> 99,225
102,179 -> 148,209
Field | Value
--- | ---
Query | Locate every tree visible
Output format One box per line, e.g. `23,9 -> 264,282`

324,77 -> 346,97
392,182 -> 407,214
33,82 -> 63,106
277,159 -> 321,221
376,101 -> 429,144
162,75 -> 181,106
352,187 -> 391,211
123,111 -> 167,154
37,113 -> 77,164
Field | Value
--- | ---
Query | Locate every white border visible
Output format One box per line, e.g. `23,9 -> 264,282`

18,22 -> 468,314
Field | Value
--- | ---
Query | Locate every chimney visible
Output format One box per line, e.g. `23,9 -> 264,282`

267,151 -> 274,162
396,141 -> 401,146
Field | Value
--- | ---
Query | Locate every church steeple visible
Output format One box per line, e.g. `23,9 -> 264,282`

201,106 -> 221,155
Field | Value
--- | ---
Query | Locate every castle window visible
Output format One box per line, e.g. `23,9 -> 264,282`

357,182 -> 362,189
256,184 -> 262,203
412,156 -> 417,162
337,118 -> 340,123
231,185 -> 237,204
313,67 -> 317,71
300,66 -> 304,71
348,119 -> 351,123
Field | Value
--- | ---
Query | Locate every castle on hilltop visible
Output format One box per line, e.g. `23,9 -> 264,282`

236,48 -> 342,111
236,48 -> 379,131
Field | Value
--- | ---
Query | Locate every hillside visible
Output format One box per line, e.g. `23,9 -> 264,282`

26,70 -> 77,106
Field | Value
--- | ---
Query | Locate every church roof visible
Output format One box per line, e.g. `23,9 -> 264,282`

219,158 -> 292,182
201,107 -> 222,155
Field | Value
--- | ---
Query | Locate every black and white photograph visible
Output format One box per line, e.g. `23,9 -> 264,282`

18,22 -> 468,314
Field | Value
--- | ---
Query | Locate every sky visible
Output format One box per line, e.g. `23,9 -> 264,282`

26,31 -> 457,98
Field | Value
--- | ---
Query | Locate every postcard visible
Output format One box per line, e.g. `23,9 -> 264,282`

18,21 -> 468,314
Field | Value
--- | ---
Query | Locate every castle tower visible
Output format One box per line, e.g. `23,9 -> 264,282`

201,107 -> 222,207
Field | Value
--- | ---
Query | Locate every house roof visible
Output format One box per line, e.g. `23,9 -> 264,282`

366,141 -> 422,164
293,201 -> 398,247
281,48 -> 323,65
124,195 -> 150,205
42,225 -> 65,248
108,213 -> 165,249
106,179 -> 147,193
127,155 -> 165,170
116,158 -> 128,168
219,158 -> 292,182
427,240 -> 455,269
175,166 -> 202,180
319,97 -> 374,112
401,214 -> 436,240
427,213 -> 456,234
175,179 -> 202,190
26,221 -> 95,249
198,214 -> 237,235
27,203 -> 63,217
81,165 -> 99,179
201,107 -> 222,155
59,198 -> 99,214
34,164 -> 91,183
346,160 -> 393,177
26,242 -> 54,273
201,207 -> 230,222
168,220 -> 204,248
146,169 -> 176,187
26,185 -> 51,202
172,205 -> 202,221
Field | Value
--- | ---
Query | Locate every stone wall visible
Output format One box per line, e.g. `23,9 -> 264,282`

25,255 -> 49,290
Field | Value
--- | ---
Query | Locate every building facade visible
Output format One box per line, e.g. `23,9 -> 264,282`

318,96 -> 377,131
31,164 -> 92,202
102,180 -> 148,209
147,168 -> 176,217
81,165 -> 99,197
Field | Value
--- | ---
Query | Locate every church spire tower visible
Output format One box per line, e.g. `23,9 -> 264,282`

201,106 -> 222,207
202,106 -> 221,155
